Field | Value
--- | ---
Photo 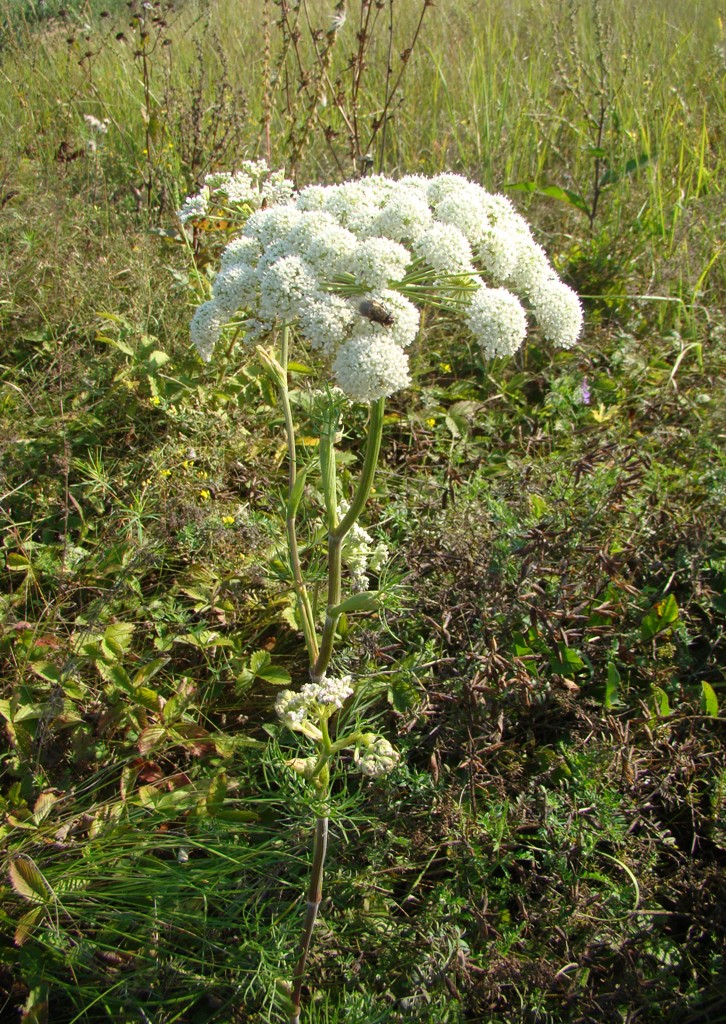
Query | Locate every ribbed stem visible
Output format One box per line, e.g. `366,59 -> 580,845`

279,325 -> 320,663
311,398 -> 385,683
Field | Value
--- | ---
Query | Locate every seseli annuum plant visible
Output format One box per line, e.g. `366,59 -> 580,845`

183,160 -> 584,1023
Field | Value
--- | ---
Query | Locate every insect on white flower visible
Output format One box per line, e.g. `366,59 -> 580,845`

358,299 -> 395,327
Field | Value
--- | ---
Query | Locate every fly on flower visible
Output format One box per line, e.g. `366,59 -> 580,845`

358,299 -> 395,327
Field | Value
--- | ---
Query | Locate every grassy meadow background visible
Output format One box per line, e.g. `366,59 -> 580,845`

1,0 -> 725,1021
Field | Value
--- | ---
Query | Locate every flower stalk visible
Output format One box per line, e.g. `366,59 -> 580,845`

273,341 -> 389,1023
277,325 -> 320,664
289,814 -> 328,1024
311,397 -> 385,684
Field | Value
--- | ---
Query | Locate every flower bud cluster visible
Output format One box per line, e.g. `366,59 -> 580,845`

188,171 -> 583,399
338,501 -> 389,591
354,734 -> 400,777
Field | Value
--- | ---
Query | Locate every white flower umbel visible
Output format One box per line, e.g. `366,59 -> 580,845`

371,190 -> 433,243
338,501 -> 377,590
178,159 -> 295,225
350,237 -> 411,289
275,676 -> 354,734
189,170 -> 584,384
245,206 -> 304,249
178,188 -> 210,225
465,284 -> 528,359
212,262 -> 259,317
190,300 -> 226,362
333,334 -> 411,402
220,236 -> 262,269
258,255 -> 319,324
299,294 -> 356,354
413,222 -> 476,279
530,277 -> 584,349
369,290 -> 420,349
290,213 -> 357,278
508,239 -> 557,296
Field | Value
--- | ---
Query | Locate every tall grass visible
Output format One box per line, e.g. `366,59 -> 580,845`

1,0 -> 723,306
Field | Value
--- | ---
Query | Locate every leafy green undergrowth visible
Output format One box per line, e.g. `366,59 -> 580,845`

2,302 -> 725,1022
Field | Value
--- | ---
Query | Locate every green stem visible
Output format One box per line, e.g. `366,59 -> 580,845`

318,410 -> 339,532
279,325 -> 320,664
335,397 -> 385,537
311,398 -> 385,682
289,814 -> 329,1024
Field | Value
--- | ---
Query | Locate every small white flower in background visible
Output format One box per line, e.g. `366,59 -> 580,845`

83,114 -> 110,135
329,3 -> 347,32
187,169 -> 584,391
354,735 -> 400,778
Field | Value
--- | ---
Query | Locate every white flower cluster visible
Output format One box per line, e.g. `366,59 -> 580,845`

177,159 -> 295,225
338,501 -> 389,590
189,172 -> 584,398
83,114 -> 110,135
275,675 -> 354,732
354,735 -> 400,778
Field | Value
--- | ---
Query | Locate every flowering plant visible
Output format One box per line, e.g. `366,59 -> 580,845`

183,161 -> 582,1021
